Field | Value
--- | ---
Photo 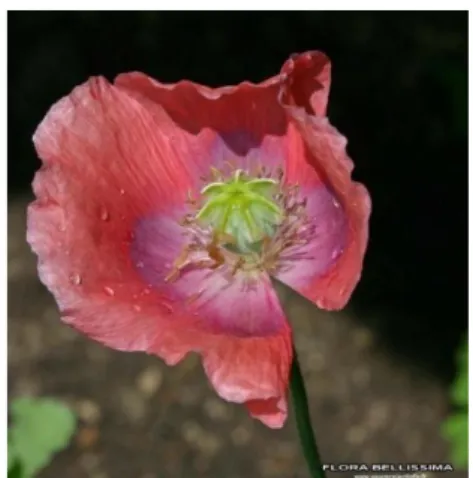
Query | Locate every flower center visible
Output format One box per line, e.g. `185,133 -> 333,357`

165,163 -> 314,284
196,169 -> 283,253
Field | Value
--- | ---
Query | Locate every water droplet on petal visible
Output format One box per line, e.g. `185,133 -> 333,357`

142,288 -> 151,295
133,304 -> 142,312
69,273 -> 82,285
331,248 -> 341,260
58,224 -> 66,232
119,189 -> 125,195
100,207 -> 110,221
333,199 -> 340,208
104,286 -> 115,296
136,261 -> 144,269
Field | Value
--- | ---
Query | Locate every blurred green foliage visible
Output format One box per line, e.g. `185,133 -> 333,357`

8,398 -> 77,478
442,338 -> 468,468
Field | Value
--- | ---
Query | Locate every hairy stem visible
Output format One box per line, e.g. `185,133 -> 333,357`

290,347 -> 326,478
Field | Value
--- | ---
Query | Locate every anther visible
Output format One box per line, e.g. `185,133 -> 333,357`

230,256 -> 245,276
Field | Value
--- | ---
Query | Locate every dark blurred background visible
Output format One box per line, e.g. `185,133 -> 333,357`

8,11 -> 467,478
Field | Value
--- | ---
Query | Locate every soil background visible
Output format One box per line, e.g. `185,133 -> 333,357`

8,11 -> 467,478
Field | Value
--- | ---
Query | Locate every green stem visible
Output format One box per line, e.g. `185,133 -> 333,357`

290,347 -> 326,478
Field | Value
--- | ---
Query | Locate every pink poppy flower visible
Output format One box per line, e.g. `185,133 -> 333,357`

27,51 -> 371,428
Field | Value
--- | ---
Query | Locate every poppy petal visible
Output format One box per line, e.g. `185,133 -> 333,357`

279,113 -> 371,309
28,76 -> 293,423
115,71 -> 287,151
129,208 -> 293,427
27,76 -> 202,358
131,210 -> 287,337
33,77 -> 198,210
203,331 -> 292,429
245,396 -> 288,428
280,51 -> 331,116
28,51 -> 368,429
274,181 -> 348,301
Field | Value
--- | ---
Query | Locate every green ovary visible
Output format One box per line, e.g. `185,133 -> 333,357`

196,169 -> 283,252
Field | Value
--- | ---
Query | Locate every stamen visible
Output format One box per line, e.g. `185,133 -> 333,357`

276,167 -> 284,181
164,246 -> 192,283
186,190 -> 195,204
165,269 -> 180,283
224,160 -> 238,172
185,290 -> 204,305
210,166 -> 223,181
167,163 -> 316,284
207,241 -> 226,269
231,256 -> 245,276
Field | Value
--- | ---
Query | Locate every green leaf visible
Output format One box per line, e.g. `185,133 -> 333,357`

451,341 -> 468,406
452,370 -> 468,406
442,411 -> 468,468
8,431 -> 17,471
7,460 -> 23,478
443,338 -> 469,469
9,397 -> 77,478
